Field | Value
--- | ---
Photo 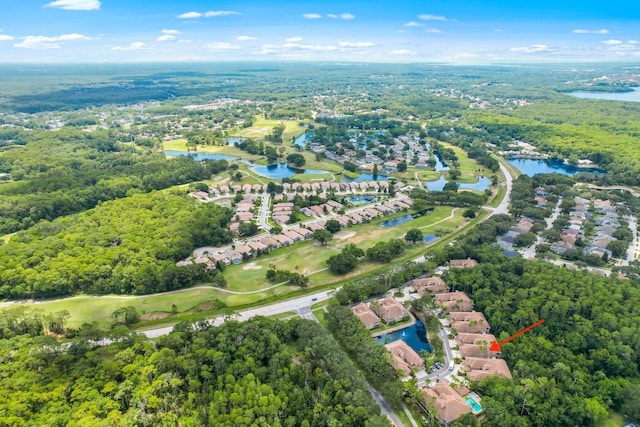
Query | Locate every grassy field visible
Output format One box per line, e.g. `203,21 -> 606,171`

595,412 -> 626,427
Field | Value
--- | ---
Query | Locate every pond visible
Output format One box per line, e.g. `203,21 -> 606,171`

342,173 -> 389,182
423,234 -> 439,244
225,137 -> 245,145
424,175 -> 491,192
507,158 -> 606,177
294,131 -> 314,148
250,163 -> 331,179
434,152 -> 450,171
567,87 -> 640,103
380,214 -> 414,227
349,195 -> 375,204
165,150 -> 243,162
375,318 -> 432,354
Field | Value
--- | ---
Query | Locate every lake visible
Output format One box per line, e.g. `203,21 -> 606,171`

349,195 -> 375,204
507,158 -> 606,177
375,318 -> 432,354
567,87 -> 640,103
165,150 -> 242,162
425,175 -> 491,192
250,163 -> 331,179
294,131 -> 314,148
380,214 -> 414,227
342,173 -> 389,182
434,152 -> 450,171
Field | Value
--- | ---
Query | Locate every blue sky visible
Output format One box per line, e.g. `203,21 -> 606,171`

0,0 -> 638,63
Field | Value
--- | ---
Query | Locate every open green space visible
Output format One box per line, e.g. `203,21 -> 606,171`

595,412 -> 626,427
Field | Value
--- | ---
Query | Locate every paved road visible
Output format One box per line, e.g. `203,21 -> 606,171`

624,215 -> 638,266
523,197 -> 562,260
141,290 -> 336,338
257,191 -> 272,232
487,160 -> 514,217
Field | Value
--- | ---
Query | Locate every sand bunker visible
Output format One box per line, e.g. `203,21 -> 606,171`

243,262 -> 263,270
334,231 -> 356,241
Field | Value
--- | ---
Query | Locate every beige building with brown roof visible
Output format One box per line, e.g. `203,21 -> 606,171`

412,277 -> 447,295
463,357 -> 512,381
434,292 -> 474,312
449,258 -> 479,268
352,302 -> 381,330
423,381 -> 472,425
450,312 -> 490,334
385,340 -> 424,375
372,295 -> 410,324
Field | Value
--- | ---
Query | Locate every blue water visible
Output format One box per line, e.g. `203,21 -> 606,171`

375,318 -> 432,353
434,152 -> 450,171
507,158 -> 606,177
294,133 -> 306,148
349,195 -> 375,204
425,175 -> 491,192
380,215 -> 414,227
250,163 -> 331,179
466,397 -> 483,412
225,137 -> 245,145
165,150 -> 241,162
568,87 -> 640,103
342,173 -> 389,182
423,234 -> 439,244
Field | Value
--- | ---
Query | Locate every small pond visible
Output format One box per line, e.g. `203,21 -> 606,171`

165,150 -> 242,162
375,318 -> 432,354
423,234 -> 439,244
342,173 -> 389,182
250,163 -> 331,179
434,152 -> 450,171
294,131 -> 314,148
225,137 -> 245,145
425,175 -> 491,192
380,214 -> 414,227
567,87 -> 640,103
507,158 -> 606,177
349,195 -> 375,204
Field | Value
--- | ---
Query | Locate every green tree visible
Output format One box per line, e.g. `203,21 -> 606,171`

405,228 -> 423,244
325,219 -> 342,234
313,229 -> 332,246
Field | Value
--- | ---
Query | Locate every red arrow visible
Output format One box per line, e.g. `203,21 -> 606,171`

490,319 -> 545,352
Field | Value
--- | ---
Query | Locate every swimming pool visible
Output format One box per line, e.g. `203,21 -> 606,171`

466,396 -> 482,413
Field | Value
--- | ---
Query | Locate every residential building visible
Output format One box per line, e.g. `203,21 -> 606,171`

352,302 -> 381,329
372,295 -> 410,324
422,381 -> 472,426
463,357 -> 513,381
434,292 -> 474,312
385,340 -> 424,375
449,258 -> 478,269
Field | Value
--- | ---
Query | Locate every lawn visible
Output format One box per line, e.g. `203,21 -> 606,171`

595,412 -> 627,427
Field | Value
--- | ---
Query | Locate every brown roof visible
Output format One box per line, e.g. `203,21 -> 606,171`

463,357 -> 512,381
449,312 -> 487,323
451,316 -> 490,334
352,302 -> 381,330
413,277 -> 447,295
449,258 -> 478,268
372,296 -> 410,323
434,292 -> 474,312
456,333 -> 497,346
385,340 -> 424,375
423,382 -> 472,424
259,237 -> 278,247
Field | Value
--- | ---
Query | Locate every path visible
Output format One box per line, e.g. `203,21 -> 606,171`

522,197 -> 562,260
418,208 -> 458,230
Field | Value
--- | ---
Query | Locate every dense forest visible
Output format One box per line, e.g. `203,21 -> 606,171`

0,316 -> 389,426
0,128 -> 229,234
0,192 -> 232,299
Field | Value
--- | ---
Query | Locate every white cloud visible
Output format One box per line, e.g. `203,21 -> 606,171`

391,49 -> 414,55
156,35 -> 176,42
404,21 -> 424,27
237,35 -> 257,41
204,42 -> 240,51
162,29 -> 180,35
177,11 -> 202,19
204,10 -> 239,17
572,29 -> 609,34
14,33 -> 91,49
178,10 -> 238,19
418,14 -> 449,21
45,0 -> 100,10
425,28 -> 442,33
338,41 -> 375,48
629,40 -> 640,45
340,13 -> 355,20
510,44 -> 554,53
602,39 -> 623,45
303,13 -> 322,19
285,37 -> 302,42
327,14 -> 338,18
283,42 -> 337,51
0,35 -> 15,41
112,41 -> 150,51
